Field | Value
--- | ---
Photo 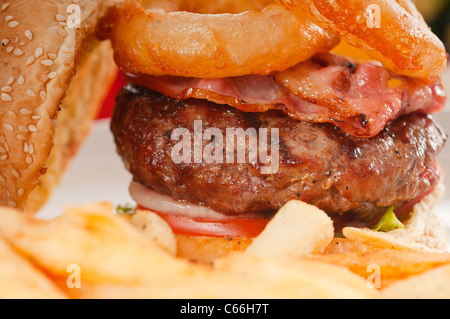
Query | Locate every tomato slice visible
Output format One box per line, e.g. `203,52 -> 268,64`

137,206 -> 269,238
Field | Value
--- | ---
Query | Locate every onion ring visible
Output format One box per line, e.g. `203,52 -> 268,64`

108,0 -> 339,78
278,0 -> 447,79
141,0 -> 274,14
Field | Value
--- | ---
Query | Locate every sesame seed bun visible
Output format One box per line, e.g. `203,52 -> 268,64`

0,0 -> 118,212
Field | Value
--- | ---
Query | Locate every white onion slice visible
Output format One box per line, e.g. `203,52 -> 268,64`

129,181 -> 262,220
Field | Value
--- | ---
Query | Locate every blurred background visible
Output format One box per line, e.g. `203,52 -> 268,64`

416,0 -> 450,51
415,0 -> 450,228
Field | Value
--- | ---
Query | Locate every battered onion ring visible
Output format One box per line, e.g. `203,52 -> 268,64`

141,0 -> 274,14
278,0 -> 447,79
108,0 -> 339,78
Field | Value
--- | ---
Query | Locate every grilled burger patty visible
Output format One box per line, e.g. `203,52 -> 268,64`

111,84 -> 446,221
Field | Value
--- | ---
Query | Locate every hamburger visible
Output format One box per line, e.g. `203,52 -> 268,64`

104,0 -> 449,262
3,0 -> 447,264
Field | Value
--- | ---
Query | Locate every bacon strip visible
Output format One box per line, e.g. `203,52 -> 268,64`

125,53 -> 445,138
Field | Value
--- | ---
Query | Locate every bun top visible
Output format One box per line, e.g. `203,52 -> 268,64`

0,0 -> 116,210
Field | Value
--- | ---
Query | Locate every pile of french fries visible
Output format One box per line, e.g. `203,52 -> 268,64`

0,199 -> 449,299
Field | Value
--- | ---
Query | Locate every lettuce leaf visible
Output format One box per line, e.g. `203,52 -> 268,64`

371,206 -> 404,232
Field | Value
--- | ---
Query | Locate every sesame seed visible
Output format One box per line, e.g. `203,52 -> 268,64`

13,48 -> 24,56
26,155 -> 32,164
23,143 -> 29,153
6,77 -> 14,86
17,188 -> 24,196
0,155 -> 7,161
6,46 -> 13,53
11,36 -> 18,43
18,41 -> 26,46
26,89 -> 35,97
1,86 -> 12,93
0,147 -> 5,153
28,125 -> 38,132
16,134 -> 25,141
18,126 -> 27,132
26,56 -> 35,66
20,108 -> 31,115
73,0 -> 80,4
47,72 -> 57,79
56,14 -> 66,21
24,30 -> 33,40
8,21 -> 19,28
31,115 -> 41,120
1,3 -> 10,11
17,75 -> 24,85
40,90 -> 46,100
1,93 -> 12,101
35,47 -> 43,58
5,15 -> 13,21
48,53 -> 57,60
1,39 -> 9,46
61,45 -> 71,53
41,59 -> 53,66
11,169 -> 19,178
3,124 -> 14,132
57,28 -> 67,37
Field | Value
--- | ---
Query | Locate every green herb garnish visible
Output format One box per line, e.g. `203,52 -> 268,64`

116,203 -> 136,215
371,206 -> 404,232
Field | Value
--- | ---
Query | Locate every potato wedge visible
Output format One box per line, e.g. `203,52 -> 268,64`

0,202 -> 196,287
307,249 -> 450,288
379,263 -> 450,299
322,237 -> 378,255
130,209 -> 178,255
214,253 -> 377,299
0,232 -> 66,299
342,227 -> 437,252
245,200 -> 333,259
82,253 -> 377,299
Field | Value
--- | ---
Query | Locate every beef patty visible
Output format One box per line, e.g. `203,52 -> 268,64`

111,84 -> 446,222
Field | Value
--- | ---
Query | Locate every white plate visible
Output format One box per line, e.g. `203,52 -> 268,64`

37,119 -> 133,220
37,80 -> 450,249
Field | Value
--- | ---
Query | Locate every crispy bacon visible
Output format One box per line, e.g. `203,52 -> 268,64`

124,53 -> 445,138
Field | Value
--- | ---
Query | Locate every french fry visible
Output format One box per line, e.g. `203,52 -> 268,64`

214,253 -> 377,299
306,249 -> 450,288
130,209 -> 178,255
379,264 -> 450,299
0,232 -> 66,299
0,202 -> 196,286
321,237 -> 378,255
82,253 -> 377,299
342,227 -> 437,252
245,200 -> 334,259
